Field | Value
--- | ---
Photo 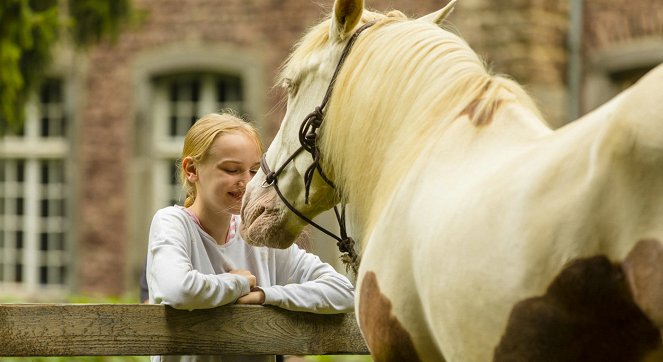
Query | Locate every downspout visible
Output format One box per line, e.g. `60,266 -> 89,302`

567,0 -> 583,121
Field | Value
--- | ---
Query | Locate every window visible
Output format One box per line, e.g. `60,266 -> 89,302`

150,73 -> 246,209
610,66 -> 654,92
0,79 -> 69,291
582,38 -> 663,114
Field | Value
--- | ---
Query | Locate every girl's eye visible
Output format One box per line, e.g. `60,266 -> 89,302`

224,169 -> 239,174
249,169 -> 258,176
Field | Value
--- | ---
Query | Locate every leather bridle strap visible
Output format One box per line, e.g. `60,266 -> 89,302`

259,22 -> 376,275
261,153 -> 357,274
261,153 -> 344,243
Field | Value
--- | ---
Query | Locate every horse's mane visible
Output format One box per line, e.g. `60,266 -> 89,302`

279,10 -> 546,235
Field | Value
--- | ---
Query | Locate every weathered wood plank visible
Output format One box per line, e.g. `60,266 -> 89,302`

0,304 -> 369,356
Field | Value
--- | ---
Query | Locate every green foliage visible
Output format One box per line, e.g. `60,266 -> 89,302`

69,0 -> 134,46
66,292 -> 141,304
304,356 -> 373,362
0,357 -> 149,362
0,0 -> 134,133
0,0 -> 59,133
0,354 -> 372,361
0,291 -> 140,303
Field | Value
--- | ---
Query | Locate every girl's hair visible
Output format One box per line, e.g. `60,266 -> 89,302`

180,112 -> 264,207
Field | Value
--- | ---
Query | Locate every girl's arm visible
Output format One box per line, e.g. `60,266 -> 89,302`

260,245 -> 355,314
147,210 -> 251,310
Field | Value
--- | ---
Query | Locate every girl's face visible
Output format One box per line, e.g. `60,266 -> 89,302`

192,132 -> 261,215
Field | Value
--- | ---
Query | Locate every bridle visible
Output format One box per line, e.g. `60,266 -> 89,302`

260,22 -> 376,276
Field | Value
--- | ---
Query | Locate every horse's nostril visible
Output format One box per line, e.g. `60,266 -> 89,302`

245,203 -> 266,226
256,205 -> 266,220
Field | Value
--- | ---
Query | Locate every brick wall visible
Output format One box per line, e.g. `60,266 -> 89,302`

451,0 -> 569,126
585,0 -> 663,51
581,0 -> 663,113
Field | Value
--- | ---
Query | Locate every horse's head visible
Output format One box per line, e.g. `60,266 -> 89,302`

240,0 -> 458,249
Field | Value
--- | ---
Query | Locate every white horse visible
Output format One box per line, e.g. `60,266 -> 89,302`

241,0 -> 663,360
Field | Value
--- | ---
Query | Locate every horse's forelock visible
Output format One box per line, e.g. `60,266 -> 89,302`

277,19 -> 331,88
277,10 -> 391,88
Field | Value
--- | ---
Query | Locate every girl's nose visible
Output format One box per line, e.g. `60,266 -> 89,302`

238,171 -> 251,186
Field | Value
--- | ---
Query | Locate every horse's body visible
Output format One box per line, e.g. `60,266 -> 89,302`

357,78 -> 663,361
241,1 -> 663,361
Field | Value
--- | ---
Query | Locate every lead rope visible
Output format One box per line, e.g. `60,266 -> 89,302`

261,22 -> 376,276
261,154 -> 358,276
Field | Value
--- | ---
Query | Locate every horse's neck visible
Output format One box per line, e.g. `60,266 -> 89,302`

334,99 -> 550,241
476,100 -> 552,145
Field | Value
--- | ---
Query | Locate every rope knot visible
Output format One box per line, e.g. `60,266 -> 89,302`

336,237 -> 355,254
309,106 -> 324,128
263,171 -> 276,187
338,237 -> 360,276
304,132 -> 317,146
302,107 -> 324,130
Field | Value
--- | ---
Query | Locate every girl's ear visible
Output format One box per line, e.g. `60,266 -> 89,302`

182,157 -> 198,182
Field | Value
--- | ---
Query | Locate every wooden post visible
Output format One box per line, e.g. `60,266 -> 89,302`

0,304 -> 369,356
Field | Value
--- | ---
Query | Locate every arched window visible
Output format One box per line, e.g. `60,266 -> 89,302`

150,72 -> 248,208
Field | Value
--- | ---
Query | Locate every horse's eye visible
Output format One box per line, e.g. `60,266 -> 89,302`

283,78 -> 293,90
283,78 -> 299,96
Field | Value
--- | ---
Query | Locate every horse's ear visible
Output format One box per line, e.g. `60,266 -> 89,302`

331,0 -> 364,41
418,0 -> 457,27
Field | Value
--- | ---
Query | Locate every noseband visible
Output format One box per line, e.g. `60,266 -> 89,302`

260,22 -> 376,276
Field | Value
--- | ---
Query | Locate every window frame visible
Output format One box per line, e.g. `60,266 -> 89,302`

583,36 -> 663,113
150,72 -> 248,209
0,78 -> 72,296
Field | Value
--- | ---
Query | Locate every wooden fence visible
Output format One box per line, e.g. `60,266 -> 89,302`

0,304 -> 369,357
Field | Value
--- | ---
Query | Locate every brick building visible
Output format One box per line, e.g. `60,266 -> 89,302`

0,0 -> 661,299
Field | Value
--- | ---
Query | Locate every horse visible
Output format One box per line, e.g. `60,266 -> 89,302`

240,0 -> 663,360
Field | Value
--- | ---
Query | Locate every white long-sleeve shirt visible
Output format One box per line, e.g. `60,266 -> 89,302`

147,206 -> 355,362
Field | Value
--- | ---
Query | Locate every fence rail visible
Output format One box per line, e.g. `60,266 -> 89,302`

0,304 -> 369,356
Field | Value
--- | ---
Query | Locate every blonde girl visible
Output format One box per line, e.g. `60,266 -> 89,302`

146,113 -> 354,362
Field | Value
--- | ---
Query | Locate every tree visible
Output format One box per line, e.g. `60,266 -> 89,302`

0,0 -> 134,133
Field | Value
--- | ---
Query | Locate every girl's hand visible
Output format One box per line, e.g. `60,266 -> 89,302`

236,289 -> 265,305
229,269 -> 257,289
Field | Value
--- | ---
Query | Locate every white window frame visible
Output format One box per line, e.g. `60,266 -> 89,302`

583,36 -> 663,113
150,73 -> 248,209
0,79 -> 70,295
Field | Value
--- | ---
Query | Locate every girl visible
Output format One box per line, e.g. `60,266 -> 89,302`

146,113 -> 355,362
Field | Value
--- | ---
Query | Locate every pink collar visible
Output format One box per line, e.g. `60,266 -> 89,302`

179,206 -> 236,244
226,215 -> 237,243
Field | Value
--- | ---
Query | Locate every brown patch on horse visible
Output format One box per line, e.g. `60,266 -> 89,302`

359,271 -> 422,362
462,98 -> 504,127
460,79 -> 505,127
623,239 -> 663,329
494,254 -> 661,362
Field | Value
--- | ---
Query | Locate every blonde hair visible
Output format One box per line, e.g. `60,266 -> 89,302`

180,112 -> 263,207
